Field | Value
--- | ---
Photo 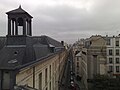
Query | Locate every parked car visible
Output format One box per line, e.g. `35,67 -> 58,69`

70,76 -> 74,81
70,81 -> 77,90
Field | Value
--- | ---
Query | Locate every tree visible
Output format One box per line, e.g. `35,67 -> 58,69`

92,74 -> 120,90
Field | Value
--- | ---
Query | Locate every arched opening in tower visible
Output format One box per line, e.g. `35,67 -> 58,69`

18,18 -> 23,35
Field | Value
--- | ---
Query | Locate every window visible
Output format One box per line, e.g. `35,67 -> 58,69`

116,58 -> 119,63
109,49 -> 113,55
116,49 -> 119,55
77,57 -> 79,61
116,66 -> 119,72
109,66 -> 113,72
45,68 -> 48,85
2,71 -> 10,90
77,71 -> 79,74
77,68 -> 79,73
52,63 -> 54,75
14,51 -> 18,55
39,73 -> 42,90
82,51 -> 86,55
77,62 -> 79,67
49,82 -> 51,90
90,41 -> 92,45
109,58 -> 113,63
107,38 -> 111,45
116,40 -> 119,46
49,65 -> 51,79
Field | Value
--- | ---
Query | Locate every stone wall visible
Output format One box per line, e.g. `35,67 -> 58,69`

16,50 -> 67,90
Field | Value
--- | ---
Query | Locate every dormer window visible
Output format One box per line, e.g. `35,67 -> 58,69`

14,51 -> 18,55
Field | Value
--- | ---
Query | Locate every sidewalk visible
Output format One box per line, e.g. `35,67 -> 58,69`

59,60 -> 69,90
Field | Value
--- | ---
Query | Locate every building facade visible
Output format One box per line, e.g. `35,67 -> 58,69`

74,52 -> 82,80
106,36 -> 120,77
85,35 -> 106,79
15,50 -> 67,90
73,40 -> 88,90
73,35 -> 120,89
81,48 -> 88,90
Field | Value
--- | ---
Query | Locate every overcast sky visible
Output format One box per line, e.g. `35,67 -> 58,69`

0,0 -> 120,43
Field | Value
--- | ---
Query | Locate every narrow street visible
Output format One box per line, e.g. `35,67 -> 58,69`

60,50 -> 80,90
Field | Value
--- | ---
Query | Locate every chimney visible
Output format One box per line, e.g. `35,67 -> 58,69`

61,41 -> 64,46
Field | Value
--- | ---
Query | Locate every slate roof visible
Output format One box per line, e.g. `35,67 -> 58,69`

33,35 -> 63,47
0,46 -> 25,69
6,6 -> 33,18
76,52 -> 81,57
0,37 -> 6,50
0,35 -> 64,70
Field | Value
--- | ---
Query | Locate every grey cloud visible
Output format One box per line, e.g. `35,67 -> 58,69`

0,0 -> 120,43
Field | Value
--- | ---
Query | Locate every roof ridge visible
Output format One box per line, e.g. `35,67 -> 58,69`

6,6 -> 33,18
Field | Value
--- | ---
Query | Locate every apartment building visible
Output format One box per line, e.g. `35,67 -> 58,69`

85,35 -> 106,79
73,36 -> 107,89
74,52 -> 82,80
81,48 -> 88,90
106,35 -> 120,78
73,35 -> 120,89
73,40 -> 88,90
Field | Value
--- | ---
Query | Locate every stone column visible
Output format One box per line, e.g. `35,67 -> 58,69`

15,19 -> 18,35
27,20 -> 29,35
8,18 -> 11,35
23,19 -> 26,35
0,70 -> 2,90
12,20 -> 14,35
29,20 -> 32,36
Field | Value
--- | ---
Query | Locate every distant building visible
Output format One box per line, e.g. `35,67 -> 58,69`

106,35 -> 120,78
73,35 -> 106,90
73,35 -> 120,89
74,52 -> 82,80
85,35 -> 106,79
80,48 -> 88,90
73,40 -> 88,90
0,6 -> 67,90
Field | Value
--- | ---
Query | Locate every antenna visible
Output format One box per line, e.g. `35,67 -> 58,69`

116,31 -> 119,36
105,32 -> 108,37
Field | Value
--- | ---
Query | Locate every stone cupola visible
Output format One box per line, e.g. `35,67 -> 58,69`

6,5 -> 33,36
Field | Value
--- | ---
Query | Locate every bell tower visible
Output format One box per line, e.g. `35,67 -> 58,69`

6,6 -> 33,45
6,5 -> 33,36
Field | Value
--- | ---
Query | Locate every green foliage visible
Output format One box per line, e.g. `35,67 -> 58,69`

92,74 -> 120,90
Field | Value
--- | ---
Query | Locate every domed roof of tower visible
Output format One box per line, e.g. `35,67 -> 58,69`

6,5 -> 33,18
